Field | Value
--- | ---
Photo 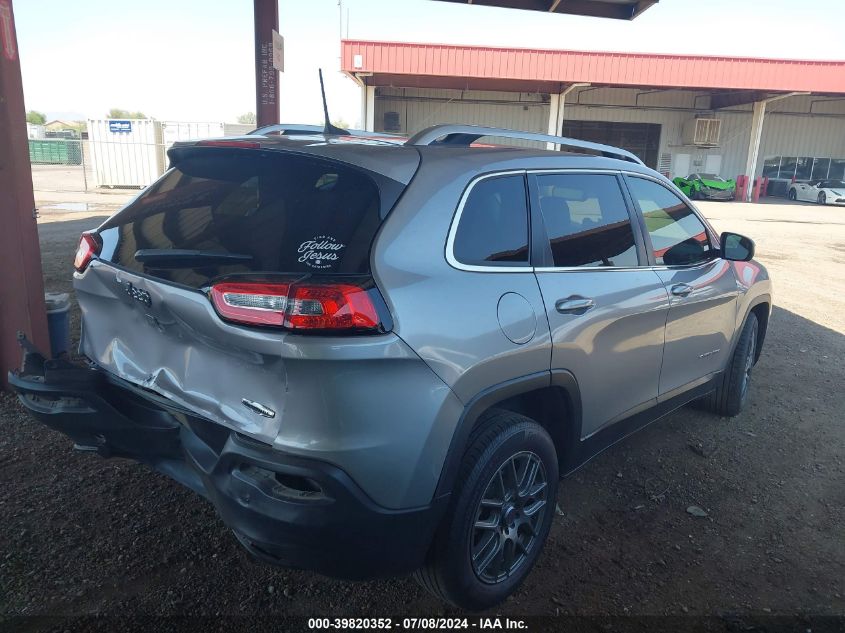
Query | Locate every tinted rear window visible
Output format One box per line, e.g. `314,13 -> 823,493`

452,175 -> 530,267
98,151 -> 383,287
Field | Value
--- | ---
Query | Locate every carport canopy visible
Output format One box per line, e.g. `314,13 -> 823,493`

342,40 -> 845,97
433,0 -> 657,20
343,40 -> 845,199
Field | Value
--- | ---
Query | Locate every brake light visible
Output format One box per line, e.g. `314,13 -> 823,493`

209,280 -> 386,333
74,233 -> 101,272
196,140 -> 261,149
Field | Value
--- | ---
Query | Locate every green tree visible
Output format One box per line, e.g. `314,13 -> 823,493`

108,108 -> 148,119
331,118 -> 350,130
237,112 -> 256,124
26,110 -> 47,125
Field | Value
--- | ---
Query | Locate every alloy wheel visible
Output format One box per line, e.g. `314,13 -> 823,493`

470,451 -> 548,584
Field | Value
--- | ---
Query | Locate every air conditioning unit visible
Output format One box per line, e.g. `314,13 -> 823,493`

683,118 -> 721,147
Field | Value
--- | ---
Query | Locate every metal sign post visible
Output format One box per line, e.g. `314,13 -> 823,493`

254,0 -> 280,127
0,0 -> 50,388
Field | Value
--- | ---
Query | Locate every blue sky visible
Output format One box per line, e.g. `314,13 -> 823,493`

15,0 -> 845,126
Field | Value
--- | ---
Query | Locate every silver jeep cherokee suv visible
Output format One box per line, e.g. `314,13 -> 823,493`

11,124 -> 771,610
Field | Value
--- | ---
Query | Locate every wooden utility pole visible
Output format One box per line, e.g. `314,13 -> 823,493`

254,0 -> 280,128
0,0 -> 49,389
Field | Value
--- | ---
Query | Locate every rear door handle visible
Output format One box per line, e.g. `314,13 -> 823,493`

555,296 -> 595,314
670,283 -> 694,297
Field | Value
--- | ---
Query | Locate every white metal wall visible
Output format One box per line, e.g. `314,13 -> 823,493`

563,87 -> 720,176
755,97 -> 845,176
374,86 -> 845,180
374,87 -> 550,148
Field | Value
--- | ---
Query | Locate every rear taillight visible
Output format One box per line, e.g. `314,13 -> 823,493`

209,279 -> 388,334
73,232 -> 101,272
210,282 -> 290,327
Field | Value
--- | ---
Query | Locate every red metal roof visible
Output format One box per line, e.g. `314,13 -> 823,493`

342,40 -> 845,94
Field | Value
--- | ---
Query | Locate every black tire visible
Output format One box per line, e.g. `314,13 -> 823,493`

788,188 -> 797,201
818,191 -> 826,205
414,410 -> 558,610
698,313 -> 759,417
689,187 -> 699,200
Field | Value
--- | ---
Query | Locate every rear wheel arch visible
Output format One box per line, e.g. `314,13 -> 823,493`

729,296 -> 769,366
434,371 -> 581,499
749,301 -> 770,363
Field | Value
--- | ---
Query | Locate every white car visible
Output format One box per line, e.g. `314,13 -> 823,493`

787,179 -> 845,205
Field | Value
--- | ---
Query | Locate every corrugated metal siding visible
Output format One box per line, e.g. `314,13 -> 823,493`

767,95 -> 845,115
374,87 -> 549,148
756,113 -> 845,173
375,87 -> 845,180
344,40 -> 845,94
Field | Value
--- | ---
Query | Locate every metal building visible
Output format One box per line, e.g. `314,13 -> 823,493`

342,40 -> 845,198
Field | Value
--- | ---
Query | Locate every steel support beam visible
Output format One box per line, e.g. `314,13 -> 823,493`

546,83 -> 589,150
361,84 -> 375,132
0,0 -> 50,388
743,101 -> 766,202
743,92 -> 807,201
254,0 -> 279,127
710,90 -> 769,110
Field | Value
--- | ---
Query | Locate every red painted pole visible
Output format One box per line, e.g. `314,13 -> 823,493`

735,175 -> 747,202
254,0 -> 279,128
0,0 -> 49,389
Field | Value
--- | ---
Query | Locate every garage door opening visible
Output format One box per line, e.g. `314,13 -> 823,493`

562,121 -> 661,169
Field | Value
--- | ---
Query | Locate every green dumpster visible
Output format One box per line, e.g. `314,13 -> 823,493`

28,139 -> 82,165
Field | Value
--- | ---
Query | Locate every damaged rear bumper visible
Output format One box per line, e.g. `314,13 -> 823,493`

8,342 -> 444,580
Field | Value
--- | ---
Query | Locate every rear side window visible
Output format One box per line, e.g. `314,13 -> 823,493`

535,173 -> 638,268
452,175 -> 529,267
627,177 -> 713,266
98,151 -> 383,287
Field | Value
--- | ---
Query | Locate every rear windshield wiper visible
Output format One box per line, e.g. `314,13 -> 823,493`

134,249 -> 254,268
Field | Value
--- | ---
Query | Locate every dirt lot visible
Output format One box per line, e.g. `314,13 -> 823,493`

1,199 -> 843,628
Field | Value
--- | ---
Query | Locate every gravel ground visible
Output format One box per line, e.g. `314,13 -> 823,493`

1,199 -> 843,629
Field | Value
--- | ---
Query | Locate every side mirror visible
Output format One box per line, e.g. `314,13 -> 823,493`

720,232 -> 755,262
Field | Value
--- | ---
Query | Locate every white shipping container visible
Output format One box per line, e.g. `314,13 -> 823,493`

223,123 -> 254,136
159,121 -> 226,169
161,121 -> 224,146
87,119 -> 262,188
26,123 -> 45,139
158,122 -> 255,168
87,119 -> 163,188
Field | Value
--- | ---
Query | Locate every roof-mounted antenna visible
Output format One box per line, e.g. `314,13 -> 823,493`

319,69 -> 349,136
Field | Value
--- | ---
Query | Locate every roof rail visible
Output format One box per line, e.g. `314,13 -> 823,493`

249,123 -> 404,139
405,124 -> 644,165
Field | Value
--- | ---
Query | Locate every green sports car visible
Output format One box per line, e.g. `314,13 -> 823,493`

672,173 -> 736,200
